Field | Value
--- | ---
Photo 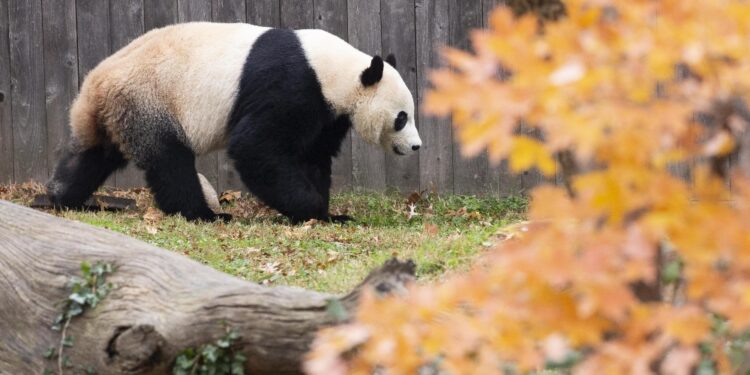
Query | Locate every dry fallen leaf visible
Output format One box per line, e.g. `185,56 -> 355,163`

219,190 -> 242,203
259,261 -> 281,274
143,207 -> 163,224
424,222 -> 439,235
406,191 -> 423,205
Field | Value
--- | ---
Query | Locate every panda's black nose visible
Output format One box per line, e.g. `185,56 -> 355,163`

412,145 -> 420,151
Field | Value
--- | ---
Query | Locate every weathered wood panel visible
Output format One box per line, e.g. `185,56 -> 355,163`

246,0 -> 280,26
144,0 -> 178,30
417,0 -> 453,194
347,0 -> 386,191
482,0 -> 524,196
449,0 -> 492,195
280,0 -> 314,29
111,0 -> 147,189
42,0 -> 78,181
314,0 -> 351,192
76,0 -> 110,83
178,0 -> 212,22
382,0 -> 420,193
9,0 -> 47,183
212,0 -> 246,192
0,0 -> 14,184
178,0 -> 220,189
76,0 -> 113,186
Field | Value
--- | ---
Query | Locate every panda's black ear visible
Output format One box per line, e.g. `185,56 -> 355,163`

385,54 -> 397,68
361,56 -> 384,87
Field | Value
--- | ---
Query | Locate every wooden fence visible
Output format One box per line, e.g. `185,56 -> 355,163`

0,0 -> 540,195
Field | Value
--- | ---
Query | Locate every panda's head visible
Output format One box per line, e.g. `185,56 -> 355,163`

351,54 -> 422,156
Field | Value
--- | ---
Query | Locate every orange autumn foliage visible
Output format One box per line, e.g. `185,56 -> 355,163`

306,1 -> 750,374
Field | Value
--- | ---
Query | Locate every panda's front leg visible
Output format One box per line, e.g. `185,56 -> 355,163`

228,139 -> 329,224
305,156 -> 354,224
234,157 -> 329,223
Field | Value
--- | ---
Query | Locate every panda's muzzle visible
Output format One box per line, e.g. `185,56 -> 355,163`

393,145 -> 406,156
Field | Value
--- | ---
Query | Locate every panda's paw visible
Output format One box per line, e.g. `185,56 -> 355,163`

213,213 -> 234,223
328,214 -> 354,224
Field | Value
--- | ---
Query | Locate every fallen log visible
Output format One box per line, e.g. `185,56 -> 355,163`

0,200 -> 415,374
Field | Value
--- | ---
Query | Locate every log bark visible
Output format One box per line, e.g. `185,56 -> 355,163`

0,200 -> 416,374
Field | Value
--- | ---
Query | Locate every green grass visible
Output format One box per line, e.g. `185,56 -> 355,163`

1,184 -> 526,293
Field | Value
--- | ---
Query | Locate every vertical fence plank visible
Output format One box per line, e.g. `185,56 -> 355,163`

76,0 -> 111,83
416,0 -> 452,194
42,0 -> 78,181
9,0 -> 47,183
179,0 -> 212,22
314,0 -> 351,192
0,0 -> 13,184
483,0 -> 523,196
178,0 -> 219,189
77,0 -> 112,186
382,0 -> 420,193
111,0 -> 147,189
145,0 -> 177,30
348,0 -> 386,191
246,0 -> 279,26
449,0 -> 490,195
212,0 -> 246,192
213,0 -> 245,23
280,0 -> 313,29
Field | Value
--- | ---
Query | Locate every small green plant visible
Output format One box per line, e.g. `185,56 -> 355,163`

44,261 -> 114,375
173,327 -> 247,375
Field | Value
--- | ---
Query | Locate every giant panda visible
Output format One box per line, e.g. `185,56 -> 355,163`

46,22 -> 422,223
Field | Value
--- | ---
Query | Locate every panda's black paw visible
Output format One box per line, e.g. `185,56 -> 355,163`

328,214 -> 354,224
213,213 -> 234,223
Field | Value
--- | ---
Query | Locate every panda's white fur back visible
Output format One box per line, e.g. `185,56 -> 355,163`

74,23 -> 269,155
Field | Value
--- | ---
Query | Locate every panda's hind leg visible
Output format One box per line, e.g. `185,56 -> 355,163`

125,115 -> 230,223
140,146 -> 230,222
47,141 -> 127,209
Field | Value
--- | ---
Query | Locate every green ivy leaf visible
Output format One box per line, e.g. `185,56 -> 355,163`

67,303 -> 83,318
62,335 -> 74,348
325,298 -> 349,322
174,355 -> 195,370
216,338 -> 230,349
231,353 -> 246,375
202,344 -> 219,363
80,261 -> 91,276
62,355 -> 72,368
42,346 -> 56,359
69,293 -> 87,305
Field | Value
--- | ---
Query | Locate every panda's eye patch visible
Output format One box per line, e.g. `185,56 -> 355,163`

394,111 -> 408,131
